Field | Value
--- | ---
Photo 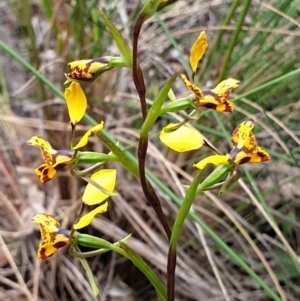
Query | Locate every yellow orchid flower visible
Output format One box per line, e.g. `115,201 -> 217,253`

194,121 -> 270,170
27,136 -> 74,183
27,123 -> 104,182
159,123 -> 204,152
65,58 -> 109,83
31,213 -> 70,260
181,75 -> 240,112
190,31 -> 208,75
64,82 -> 87,125
73,169 -> 117,230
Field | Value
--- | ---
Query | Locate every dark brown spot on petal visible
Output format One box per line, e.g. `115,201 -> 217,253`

223,100 -> 233,112
257,150 -> 270,162
53,241 -> 68,249
37,165 -> 45,172
239,157 -> 251,165
41,175 -> 51,183
39,247 -> 49,260
42,167 -> 49,176
54,163 -> 67,172
201,103 -> 218,110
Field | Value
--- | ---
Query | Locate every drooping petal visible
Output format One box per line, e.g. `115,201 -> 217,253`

181,74 -> 204,98
189,31 -> 208,74
64,81 -> 87,124
73,122 -> 104,149
215,98 -> 234,113
194,154 -> 230,170
159,123 -> 203,152
73,202 -> 108,230
82,169 -> 117,205
37,234 -> 69,260
249,147 -> 270,163
35,164 -> 57,183
38,241 -> 57,260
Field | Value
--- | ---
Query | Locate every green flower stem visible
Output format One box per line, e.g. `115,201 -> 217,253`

169,170 -> 204,249
74,232 -> 167,301
70,234 -> 132,258
70,123 -> 77,149
76,151 -> 119,164
141,72 -> 178,136
2,40 -> 282,301
159,95 -> 194,114
195,164 -> 231,195
72,164 -> 104,177
73,232 -> 130,250
168,170 -> 203,301
73,244 -> 99,297
119,241 -> 167,301
108,56 -> 130,68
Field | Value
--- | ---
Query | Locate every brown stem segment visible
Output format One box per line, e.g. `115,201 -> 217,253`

132,15 -> 147,120
167,248 -> 176,301
132,14 -> 171,240
132,12 -> 173,300
139,136 -> 172,239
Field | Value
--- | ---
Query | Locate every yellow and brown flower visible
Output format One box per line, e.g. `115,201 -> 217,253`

181,75 -> 240,112
194,121 -> 270,170
27,123 -> 104,183
27,136 -> 74,183
32,213 -> 70,260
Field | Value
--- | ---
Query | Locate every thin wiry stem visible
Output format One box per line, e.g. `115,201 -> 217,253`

132,14 -> 171,239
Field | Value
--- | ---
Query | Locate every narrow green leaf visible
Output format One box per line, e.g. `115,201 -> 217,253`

99,8 -> 132,66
